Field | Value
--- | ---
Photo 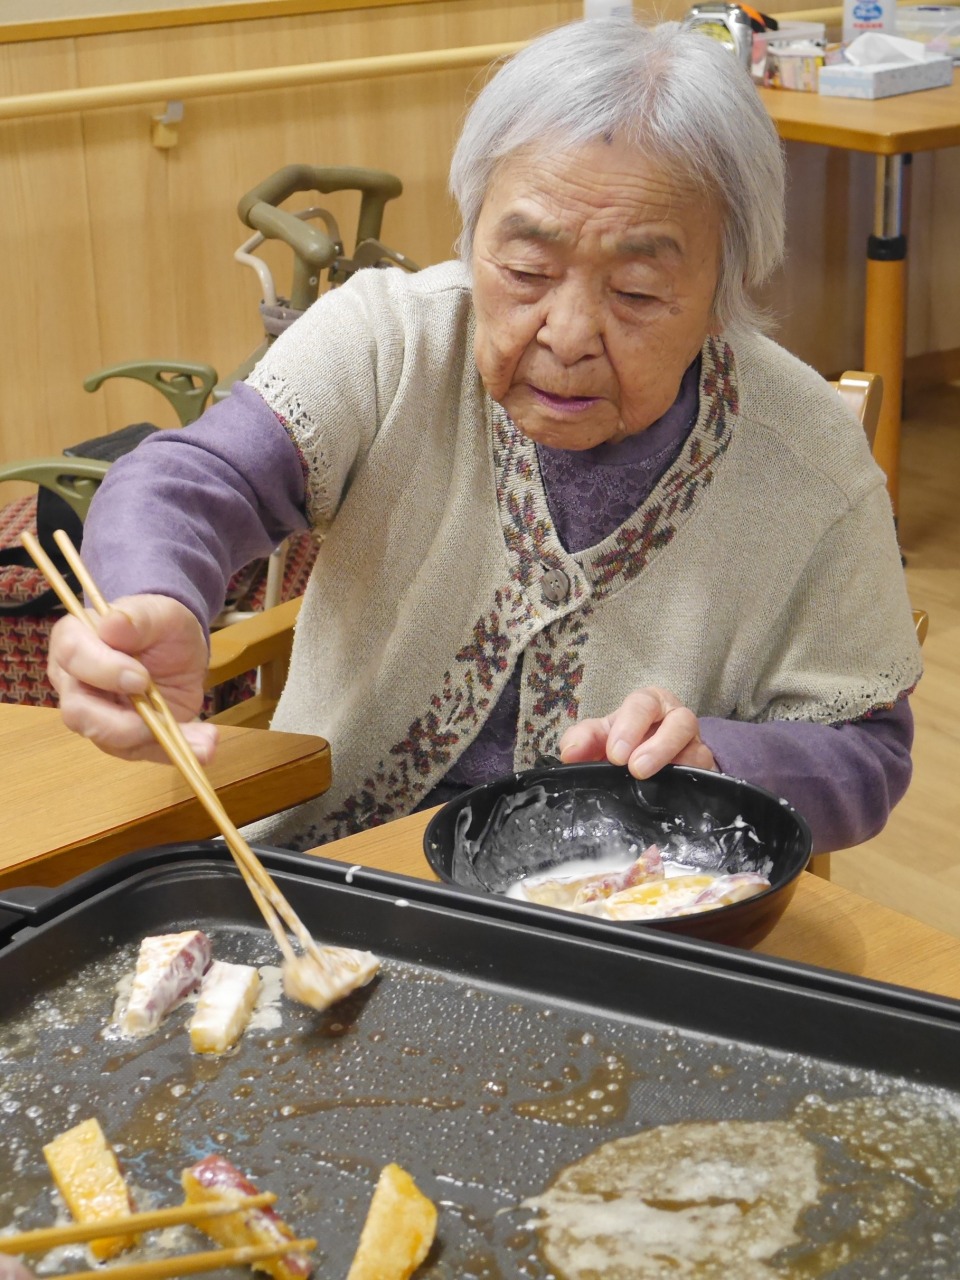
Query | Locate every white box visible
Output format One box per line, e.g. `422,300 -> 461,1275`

897,5 -> 960,59
766,20 -> 827,47
818,51 -> 953,98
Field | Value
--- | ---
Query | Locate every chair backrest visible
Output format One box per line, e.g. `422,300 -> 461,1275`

831,371 -> 883,452
206,596 -> 302,728
829,370 -> 927,645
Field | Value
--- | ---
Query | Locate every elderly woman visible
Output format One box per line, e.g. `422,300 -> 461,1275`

49,19 -> 920,855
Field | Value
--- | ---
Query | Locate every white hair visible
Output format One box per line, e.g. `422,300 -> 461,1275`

449,19 -> 786,335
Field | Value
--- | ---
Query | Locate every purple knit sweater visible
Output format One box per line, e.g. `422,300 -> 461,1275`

83,375 -> 913,855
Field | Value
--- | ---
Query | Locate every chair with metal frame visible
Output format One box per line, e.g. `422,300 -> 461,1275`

1,165 -> 415,706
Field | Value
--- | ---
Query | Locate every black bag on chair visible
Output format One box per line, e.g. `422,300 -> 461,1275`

0,422 -> 158,616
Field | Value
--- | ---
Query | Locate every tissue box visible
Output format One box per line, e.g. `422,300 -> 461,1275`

819,51 -> 953,98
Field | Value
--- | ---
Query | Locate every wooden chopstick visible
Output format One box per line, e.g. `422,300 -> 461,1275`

21,529 -> 338,976
53,1237 -> 316,1280
51,530 -> 302,964
0,1194 -> 277,1254
53,527 -> 347,970
19,528 -> 296,966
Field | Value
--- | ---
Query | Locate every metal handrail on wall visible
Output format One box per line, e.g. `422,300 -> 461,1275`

0,7 -> 845,124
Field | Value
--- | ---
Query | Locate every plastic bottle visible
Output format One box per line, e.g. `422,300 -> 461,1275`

842,0 -> 897,44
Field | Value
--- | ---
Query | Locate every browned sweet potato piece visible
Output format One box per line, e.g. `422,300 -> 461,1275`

346,1163 -> 437,1280
42,1118 -> 139,1260
181,1155 -> 312,1280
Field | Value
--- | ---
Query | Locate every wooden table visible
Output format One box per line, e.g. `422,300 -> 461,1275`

759,75 -> 960,516
6,704 -> 959,1002
3,702 -> 330,889
314,808 -> 960,1003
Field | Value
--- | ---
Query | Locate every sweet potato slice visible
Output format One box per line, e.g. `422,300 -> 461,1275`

189,961 -> 261,1054
282,947 -> 379,1012
181,1154 -> 312,1280
121,930 -> 212,1037
42,1118 -> 138,1260
346,1164 -> 437,1280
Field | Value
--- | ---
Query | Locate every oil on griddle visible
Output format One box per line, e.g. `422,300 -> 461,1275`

1,923 -> 959,1279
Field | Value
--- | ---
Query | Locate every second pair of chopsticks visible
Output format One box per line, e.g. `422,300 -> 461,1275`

22,528 -> 335,978
0,1194 -> 315,1280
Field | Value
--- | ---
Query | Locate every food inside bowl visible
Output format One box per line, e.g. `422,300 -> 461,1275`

425,763 -> 810,942
509,843 -> 772,920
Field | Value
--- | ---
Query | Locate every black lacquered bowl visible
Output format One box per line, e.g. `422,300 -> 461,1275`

423,762 -> 812,947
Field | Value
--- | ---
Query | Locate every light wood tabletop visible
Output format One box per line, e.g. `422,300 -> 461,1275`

3,702 -> 330,890
314,808 -> 960,1004
758,76 -> 960,155
5,702 -> 957,1002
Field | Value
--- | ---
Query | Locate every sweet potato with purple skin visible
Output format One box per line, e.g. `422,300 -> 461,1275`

121,931 -> 212,1037
181,1156 -> 312,1280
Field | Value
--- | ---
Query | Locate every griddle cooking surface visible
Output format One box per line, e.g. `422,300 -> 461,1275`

1,850 -> 958,1278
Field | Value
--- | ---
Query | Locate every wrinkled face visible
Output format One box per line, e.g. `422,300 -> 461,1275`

471,136 -> 723,449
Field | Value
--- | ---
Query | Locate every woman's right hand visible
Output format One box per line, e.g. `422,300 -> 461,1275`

48,593 -> 218,764
0,1255 -> 36,1280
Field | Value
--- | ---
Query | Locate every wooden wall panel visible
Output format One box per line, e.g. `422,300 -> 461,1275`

0,1 -> 581,458
1,0 -> 959,471
0,40 -> 110,460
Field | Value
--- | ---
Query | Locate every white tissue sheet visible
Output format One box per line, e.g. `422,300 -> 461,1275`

845,32 -> 933,64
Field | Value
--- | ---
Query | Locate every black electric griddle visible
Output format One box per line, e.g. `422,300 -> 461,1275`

1,842 -> 959,1278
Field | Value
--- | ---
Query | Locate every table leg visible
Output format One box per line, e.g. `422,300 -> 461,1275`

864,154 -> 907,517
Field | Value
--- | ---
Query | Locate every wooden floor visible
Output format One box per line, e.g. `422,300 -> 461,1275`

830,381 -> 960,939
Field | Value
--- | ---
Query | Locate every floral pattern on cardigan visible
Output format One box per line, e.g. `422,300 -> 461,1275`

320,337 -> 738,841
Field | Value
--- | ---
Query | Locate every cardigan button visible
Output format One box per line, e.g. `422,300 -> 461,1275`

541,568 -> 571,604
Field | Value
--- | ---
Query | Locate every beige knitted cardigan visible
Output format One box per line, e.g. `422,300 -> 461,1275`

244,261 -> 921,850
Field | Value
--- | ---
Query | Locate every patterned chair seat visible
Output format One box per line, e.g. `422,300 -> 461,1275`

0,494 -> 318,712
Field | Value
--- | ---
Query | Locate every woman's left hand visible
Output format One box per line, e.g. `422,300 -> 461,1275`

558,687 -> 717,778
